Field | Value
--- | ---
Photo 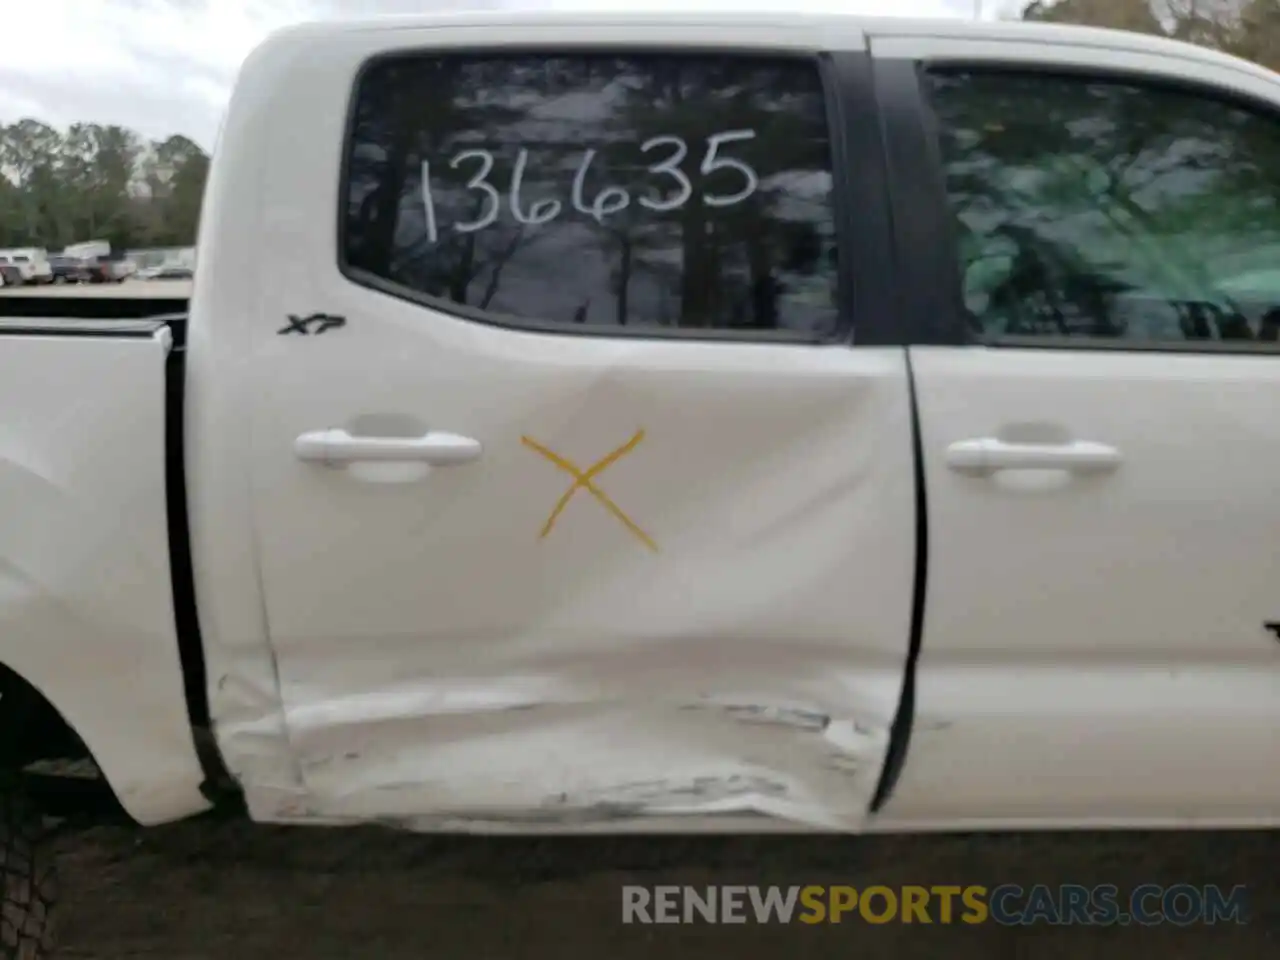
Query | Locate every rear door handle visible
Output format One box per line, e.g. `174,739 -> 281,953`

294,428 -> 482,466
946,438 -> 1121,476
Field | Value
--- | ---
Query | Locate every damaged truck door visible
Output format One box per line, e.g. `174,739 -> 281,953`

214,27 -> 919,829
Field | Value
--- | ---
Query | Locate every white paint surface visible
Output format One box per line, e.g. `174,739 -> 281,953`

0,327 -> 208,824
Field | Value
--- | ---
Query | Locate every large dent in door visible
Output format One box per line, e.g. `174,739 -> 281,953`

214,637 -> 901,832
284,684 -> 893,832
207,649 -> 309,818
219,345 -> 916,832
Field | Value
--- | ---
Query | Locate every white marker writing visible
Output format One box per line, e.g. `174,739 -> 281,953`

417,129 -> 761,242
572,148 -> 631,224
510,148 -> 562,226
701,129 -> 759,208
638,135 -> 692,212
420,160 -> 438,244
451,149 -> 501,233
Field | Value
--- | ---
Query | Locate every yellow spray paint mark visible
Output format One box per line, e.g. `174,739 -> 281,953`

521,429 -> 658,552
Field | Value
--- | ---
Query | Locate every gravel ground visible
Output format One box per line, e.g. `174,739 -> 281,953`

50,821 -> 1280,959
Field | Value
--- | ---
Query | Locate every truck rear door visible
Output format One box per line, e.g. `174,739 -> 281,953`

870,32 -> 1280,829
229,20 -> 919,829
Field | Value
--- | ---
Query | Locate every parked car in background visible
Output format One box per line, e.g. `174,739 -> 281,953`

95,253 -> 135,282
137,264 -> 194,280
57,242 -> 131,282
0,258 -> 30,286
14,253 -> 52,284
0,249 -> 53,284
31,254 -> 52,284
0,255 -> 42,285
48,256 -> 95,284
76,256 -> 125,284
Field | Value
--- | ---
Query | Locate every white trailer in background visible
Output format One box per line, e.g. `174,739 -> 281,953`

61,240 -> 111,261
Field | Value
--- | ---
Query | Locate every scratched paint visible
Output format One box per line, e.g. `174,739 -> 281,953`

210,637 -> 902,832
277,686 -> 892,831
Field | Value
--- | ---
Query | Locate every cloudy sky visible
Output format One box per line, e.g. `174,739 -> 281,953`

2,0 -> 1025,150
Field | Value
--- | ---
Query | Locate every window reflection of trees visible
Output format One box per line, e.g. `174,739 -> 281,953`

344,55 -> 838,334
930,71 -> 1280,343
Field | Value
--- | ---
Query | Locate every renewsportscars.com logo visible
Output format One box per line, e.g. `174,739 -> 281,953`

621,884 -> 1249,926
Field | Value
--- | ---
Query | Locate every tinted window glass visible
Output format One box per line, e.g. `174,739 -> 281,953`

343,53 -> 838,335
927,70 -> 1280,344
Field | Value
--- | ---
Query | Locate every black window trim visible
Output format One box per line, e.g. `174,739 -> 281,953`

883,54 -> 1280,355
335,44 -> 898,347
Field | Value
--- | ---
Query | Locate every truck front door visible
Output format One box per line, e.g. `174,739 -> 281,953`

872,36 -> 1280,828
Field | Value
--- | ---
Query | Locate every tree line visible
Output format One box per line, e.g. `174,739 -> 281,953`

1020,0 -> 1280,69
0,120 -> 208,252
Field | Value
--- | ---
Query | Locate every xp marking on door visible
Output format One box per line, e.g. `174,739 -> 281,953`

521,429 -> 658,552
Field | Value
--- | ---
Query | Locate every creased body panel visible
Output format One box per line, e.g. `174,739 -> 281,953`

246,303 -> 916,830
0,329 -> 208,824
201,12 -> 914,831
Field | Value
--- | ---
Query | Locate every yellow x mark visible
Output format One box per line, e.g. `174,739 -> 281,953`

521,429 -> 658,552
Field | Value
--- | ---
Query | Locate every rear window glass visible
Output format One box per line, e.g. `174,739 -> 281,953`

341,52 -> 839,335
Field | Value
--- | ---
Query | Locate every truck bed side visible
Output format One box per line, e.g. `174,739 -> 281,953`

0,316 -> 210,824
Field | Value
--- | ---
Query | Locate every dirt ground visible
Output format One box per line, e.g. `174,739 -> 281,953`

49,819 -> 1278,959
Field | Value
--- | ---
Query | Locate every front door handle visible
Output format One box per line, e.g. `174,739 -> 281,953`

946,438 -> 1121,476
294,428 -> 482,466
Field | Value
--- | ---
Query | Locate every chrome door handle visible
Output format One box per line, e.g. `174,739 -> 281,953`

946,438 -> 1121,476
294,428 -> 482,466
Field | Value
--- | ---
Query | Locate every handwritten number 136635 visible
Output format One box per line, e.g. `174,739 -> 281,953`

420,129 -> 760,242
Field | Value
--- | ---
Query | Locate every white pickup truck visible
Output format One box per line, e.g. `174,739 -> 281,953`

4,7 -> 1280,955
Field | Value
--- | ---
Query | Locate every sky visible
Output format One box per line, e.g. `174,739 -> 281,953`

1,0 -> 1026,151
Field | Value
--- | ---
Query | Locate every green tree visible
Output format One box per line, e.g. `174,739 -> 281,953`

1021,0 -> 1168,34
0,119 -> 209,250
0,119 -> 62,243
1228,0 -> 1280,70
1018,0 -> 1280,69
